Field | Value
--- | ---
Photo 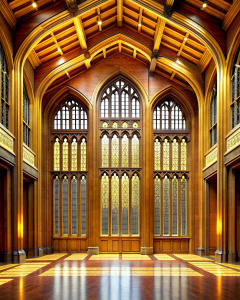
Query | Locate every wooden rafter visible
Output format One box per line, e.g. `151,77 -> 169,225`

117,0 -> 123,27
153,18 -> 166,52
73,17 -> 87,50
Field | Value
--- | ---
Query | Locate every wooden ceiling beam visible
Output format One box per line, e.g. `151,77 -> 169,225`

73,17 -> 87,50
97,7 -> 102,32
51,32 -> 63,55
138,7 -> 143,32
177,32 -> 189,56
117,0 -> 123,27
153,18 -> 166,52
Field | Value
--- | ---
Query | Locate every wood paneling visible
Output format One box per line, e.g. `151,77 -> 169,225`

53,238 -> 88,253
153,238 -> 190,253
100,237 -> 141,253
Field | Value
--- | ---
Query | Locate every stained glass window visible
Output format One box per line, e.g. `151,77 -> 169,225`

72,106 -> 79,129
102,173 -> 109,235
71,138 -> 77,171
112,134 -> 119,167
80,107 -> 87,129
122,173 -> 129,235
181,139 -> 187,170
72,177 -> 77,235
112,173 -> 119,235
210,80 -> 217,147
132,174 -> 139,235
81,138 -> 87,171
122,134 -> 129,167
172,176 -> 178,235
54,138 -> 60,171
81,176 -> 87,235
163,139 -> 169,170
172,139 -> 178,170
181,176 -> 187,236
154,138 -> 161,170
102,134 -> 109,167
132,134 -> 139,168
23,84 -> 30,147
54,177 -> 60,236
100,77 -> 141,237
163,176 -> 169,236
63,138 -> 68,171
0,43 -> 9,129
154,176 -> 161,235
153,100 -> 186,130
63,177 -> 68,235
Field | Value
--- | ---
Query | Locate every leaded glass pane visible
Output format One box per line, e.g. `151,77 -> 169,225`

81,107 -> 88,129
172,176 -> 178,236
163,139 -> 169,170
54,138 -> 60,171
232,75 -> 235,103
63,177 -> 68,235
237,68 -> 240,98
54,178 -> 60,236
72,106 -> 79,130
111,91 -> 119,118
132,98 -> 140,118
71,138 -> 77,171
122,91 -> 129,117
154,176 -> 161,235
181,139 -> 187,170
81,176 -> 87,235
122,173 -> 129,235
102,135 -> 109,167
132,134 -> 139,168
111,134 -> 119,167
132,174 -> 139,235
153,106 -> 160,130
162,105 -> 169,129
181,176 -> 187,236
172,139 -> 178,170
111,174 -> 119,235
232,105 -> 235,129
122,134 -> 129,167
81,138 -> 87,171
101,174 -> 109,235
101,98 -> 108,118
154,139 -> 160,170
72,177 -> 77,235
237,99 -> 240,125
63,138 -> 68,171
163,176 -> 169,236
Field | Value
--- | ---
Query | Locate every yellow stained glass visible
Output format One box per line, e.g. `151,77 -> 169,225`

102,122 -> 108,128
154,139 -> 160,170
154,175 -> 161,236
122,173 -> 129,235
81,138 -> 87,171
54,138 -> 60,171
63,138 -> 68,171
71,138 -> 77,171
102,135 -> 109,167
181,176 -> 187,236
122,134 -> 129,167
112,134 -> 119,167
163,176 -> 169,236
132,134 -> 139,168
172,176 -> 178,236
172,139 -> 178,170
163,139 -> 169,170
112,173 -> 119,235
181,139 -> 187,170
102,173 -> 109,235
112,122 -> 118,128
132,174 -> 139,235
133,122 -> 138,128
122,122 -> 128,128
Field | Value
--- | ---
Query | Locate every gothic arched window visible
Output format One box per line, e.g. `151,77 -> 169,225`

210,80 -> 217,147
23,84 -> 30,147
153,99 -> 188,237
52,99 -> 88,237
100,78 -> 141,236
0,43 -> 9,129
231,52 -> 240,129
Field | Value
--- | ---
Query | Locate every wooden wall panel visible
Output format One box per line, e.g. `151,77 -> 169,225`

153,238 -> 190,253
99,237 -> 141,253
53,238 -> 88,253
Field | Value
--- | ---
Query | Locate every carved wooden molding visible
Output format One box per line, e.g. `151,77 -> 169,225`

23,144 -> 35,167
205,146 -> 217,167
0,125 -> 14,153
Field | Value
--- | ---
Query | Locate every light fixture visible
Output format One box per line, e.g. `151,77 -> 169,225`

138,23 -> 142,27
58,48 -> 61,53
97,20 -> 102,25
66,72 -> 69,76
32,1 -> 37,8
176,59 -> 180,64
202,1 -> 207,8
184,37 -> 188,41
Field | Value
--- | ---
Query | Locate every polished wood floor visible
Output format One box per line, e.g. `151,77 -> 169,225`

0,254 -> 240,300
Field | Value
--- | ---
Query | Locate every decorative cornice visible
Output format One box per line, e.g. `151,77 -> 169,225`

0,0 -> 17,30
0,125 -> 14,154
223,0 -> 240,31
205,146 -> 217,167
226,126 -> 240,153
23,144 -> 35,167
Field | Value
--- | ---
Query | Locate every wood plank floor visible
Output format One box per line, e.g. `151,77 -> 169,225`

0,254 -> 240,300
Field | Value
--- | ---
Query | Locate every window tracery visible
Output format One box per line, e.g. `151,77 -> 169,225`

23,84 -> 30,147
210,80 -> 217,147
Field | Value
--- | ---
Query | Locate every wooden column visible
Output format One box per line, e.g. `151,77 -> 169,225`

12,64 -> 25,263
215,65 -> 227,263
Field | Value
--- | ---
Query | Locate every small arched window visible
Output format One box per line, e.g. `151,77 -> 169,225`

210,80 -> 217,147
0,43 -> 9,129
54,100 -> 87,130
23,84 -> 30,147
153,99 -> 186,130
231,53 -> 240,129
